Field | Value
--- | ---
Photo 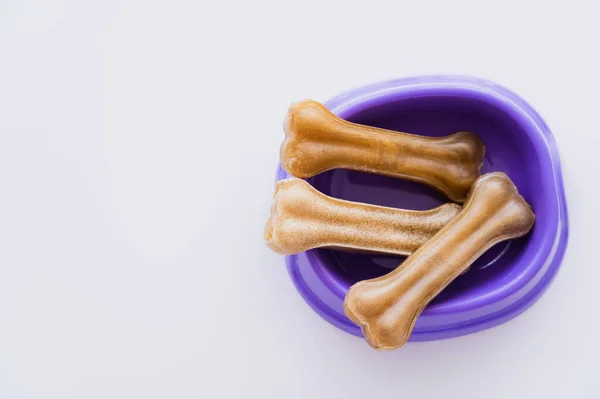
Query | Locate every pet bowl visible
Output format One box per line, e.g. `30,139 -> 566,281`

276,75 -> 569,341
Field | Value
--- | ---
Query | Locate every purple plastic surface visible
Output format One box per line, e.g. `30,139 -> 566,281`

276,75 -> 569,342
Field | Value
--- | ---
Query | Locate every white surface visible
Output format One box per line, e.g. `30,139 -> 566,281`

0,0 -> 598,398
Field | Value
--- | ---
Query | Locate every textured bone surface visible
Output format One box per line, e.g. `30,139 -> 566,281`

265,178 -> 461,256
343,172 -> 536,350
281,100 -> 486,202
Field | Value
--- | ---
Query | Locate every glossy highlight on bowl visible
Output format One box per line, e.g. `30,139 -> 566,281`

276,75 -> 569,342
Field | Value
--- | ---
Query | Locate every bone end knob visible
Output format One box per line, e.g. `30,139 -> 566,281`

281,100 -> 486,202
344,172 -> 535,350
265,178 -> 461,256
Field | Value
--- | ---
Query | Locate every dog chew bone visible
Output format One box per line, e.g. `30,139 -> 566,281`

344,172 -> 535,350
281,100 -> 486,202
265,178 -> 462,256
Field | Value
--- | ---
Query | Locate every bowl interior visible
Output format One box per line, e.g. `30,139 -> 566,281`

309,95 -> 552,309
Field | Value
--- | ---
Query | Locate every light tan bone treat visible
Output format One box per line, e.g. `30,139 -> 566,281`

265,178 -> 461,256
344,172 -> 535,350
281,100 -> 486,202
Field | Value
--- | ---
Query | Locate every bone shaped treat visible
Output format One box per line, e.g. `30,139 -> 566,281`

281,100 -> 486,202
344,172 -> 535,350
265,178 -> 461,256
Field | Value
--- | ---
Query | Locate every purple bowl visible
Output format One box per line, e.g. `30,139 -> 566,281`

276,75 -> 569,342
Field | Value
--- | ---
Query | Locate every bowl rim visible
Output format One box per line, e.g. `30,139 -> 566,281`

278,75 -> 569,340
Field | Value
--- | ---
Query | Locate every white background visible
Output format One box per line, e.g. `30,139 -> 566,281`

0,0 -> 598,398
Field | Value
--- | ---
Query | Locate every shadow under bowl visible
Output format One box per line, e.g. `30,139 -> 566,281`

276,75 -> 569,342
